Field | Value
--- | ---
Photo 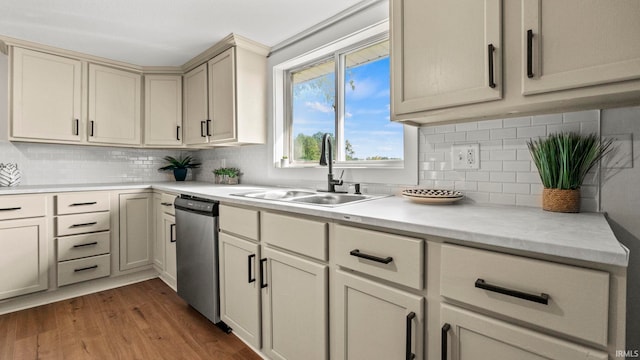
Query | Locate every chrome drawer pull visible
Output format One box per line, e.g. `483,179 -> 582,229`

70,202 -> 97,206
73,241 -> 98,248
475,278 -> 549,305
349,249 -> 393,264
74,265 -> 98,272
70,222 -> 98,228
0,207 -> 21,211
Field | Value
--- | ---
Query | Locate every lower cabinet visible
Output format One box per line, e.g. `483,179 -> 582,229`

219,232 -> 262,348
0,217 -> 48,300
153,192 -> 177,289
262,246 -> 328,360
161,212 -> 177,287
440,304 -> 607,360
332,269 -> 424,360
119,192 -> 153,271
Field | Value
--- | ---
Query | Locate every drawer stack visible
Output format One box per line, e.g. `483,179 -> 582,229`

55,191 -> 111,286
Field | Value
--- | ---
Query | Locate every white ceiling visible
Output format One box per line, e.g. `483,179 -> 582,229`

0,0 -> 366,66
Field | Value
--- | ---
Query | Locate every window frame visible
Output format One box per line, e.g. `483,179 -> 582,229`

283,33 -> 402,168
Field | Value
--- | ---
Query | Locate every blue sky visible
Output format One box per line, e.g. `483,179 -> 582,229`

292,57 -> 404,160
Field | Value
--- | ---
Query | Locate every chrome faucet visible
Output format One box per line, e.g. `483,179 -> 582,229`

319,133 -> 346,193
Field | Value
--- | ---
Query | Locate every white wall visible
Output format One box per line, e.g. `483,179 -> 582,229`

600,106 -> 640,351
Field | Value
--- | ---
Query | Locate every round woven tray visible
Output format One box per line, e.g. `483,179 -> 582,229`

401,189 -> 463,198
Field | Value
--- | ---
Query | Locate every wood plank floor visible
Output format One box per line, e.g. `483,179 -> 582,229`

0,279 -> 261,360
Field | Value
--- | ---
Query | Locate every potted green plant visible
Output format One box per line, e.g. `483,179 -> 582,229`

527,132 -> 612,213
213,167 -> 241,184
158,155 -> 201,181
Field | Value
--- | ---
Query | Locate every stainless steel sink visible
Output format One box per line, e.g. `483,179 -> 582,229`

232,189 -> 387,207
290,193 -> 370,205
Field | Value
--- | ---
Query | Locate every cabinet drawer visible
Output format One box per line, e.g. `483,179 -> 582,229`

219,204 -> 259,240
262,212 -> 327,261
440,244 -> 610,346
333,224 -> 424,289
0,195 -> 46,220
56,191 -> 110,215
56,212 -> 110,236
58,232 -> 110,261
160,193 -> 177,216
58,254 -> 111,286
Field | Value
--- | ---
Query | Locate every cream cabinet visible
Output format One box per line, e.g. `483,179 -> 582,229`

391,0 -> 502,114
391,0 -> 640,124
153,192 -> 177,288
183,40 -> 267,146
55,191 -> 112,286
88,64 -> 142,145
10,47 -> 83,142
0,217 -> 48,300
332,270 -> 424,360
119,192 -> 153,271
219,231 -> 261,348
521,0 -> 640,95
261,247 -> 328,360
183,63 -> 210,145
144,75 -> 183,146
440,304 -> 607,360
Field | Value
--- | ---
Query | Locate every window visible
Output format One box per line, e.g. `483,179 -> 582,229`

285,37 -> 404,166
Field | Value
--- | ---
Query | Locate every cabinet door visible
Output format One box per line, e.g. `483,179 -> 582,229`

332,270 -> 424,360
0,218 -> 48,300
440,304 -> 607,360
208,48 -> 236,143
11,47 -> 82,142
152,194 -> 165,270
391,0 -> 502,115
262,247 -> 328,360
144,75 -> 182,146
219,232 -> 261,348
162,212 -> 177,289
183,63 -> 209,145
522,0 -> 640,95
88,64 -> 141,145
119,193 -> 153,271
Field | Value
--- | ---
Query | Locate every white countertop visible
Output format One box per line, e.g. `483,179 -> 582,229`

0,181 -> 629,267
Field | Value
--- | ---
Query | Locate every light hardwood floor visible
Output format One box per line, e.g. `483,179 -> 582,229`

0,279 -> 261,360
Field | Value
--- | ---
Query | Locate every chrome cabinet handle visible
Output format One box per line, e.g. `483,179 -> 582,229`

475,278 -> 549,305
349,249 -> 393,264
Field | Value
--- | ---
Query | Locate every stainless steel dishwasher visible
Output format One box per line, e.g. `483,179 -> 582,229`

174,195 -> 227,329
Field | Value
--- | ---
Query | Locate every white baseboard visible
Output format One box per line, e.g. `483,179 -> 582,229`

0,268 -> 159,316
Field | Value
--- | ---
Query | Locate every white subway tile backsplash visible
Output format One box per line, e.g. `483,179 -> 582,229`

465,171 -> 490,182
516,194 -> 541,207
548,122 -> 580,134
517,126 -> 546,139
532,113 -> 563,125
490,172 -> 516,182
490,128 -> 517,140
434,124 -> 456,133
464,191 -> 490,203
445,132 -> 466,142
503,161 -> 531,172
478,182 -> 502,193
502,183 -> 530,194
455,122 -> 478,132
564,110 -> 599,123
454,180 -> 477,191
490,193 -> 516,205
503,138 -> 528,150
477,119 -> 503,129
466,129 -> 491,141
490,150 -> 516,161
424,134 -> 446,144
444,171 -> 466,181
478,161 -> 502,171
581,121 -> 599,135
503,116 -> 531,128
424,152 -> 445,162
516,172 -> 541,184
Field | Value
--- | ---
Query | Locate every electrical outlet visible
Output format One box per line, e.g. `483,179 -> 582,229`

452,144 -> 480,170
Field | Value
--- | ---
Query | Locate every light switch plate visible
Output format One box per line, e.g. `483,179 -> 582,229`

452,144 -> 480,170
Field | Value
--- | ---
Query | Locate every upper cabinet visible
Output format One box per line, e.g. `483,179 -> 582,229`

391,0 -> 640,124
183,40 -> 268,146
144,74 -> 183,146
88,64 -> 142,145
391,0 -> 502,114
521,0 -> 640,95
4,33 -> 267,148
10,48 -> 83,143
